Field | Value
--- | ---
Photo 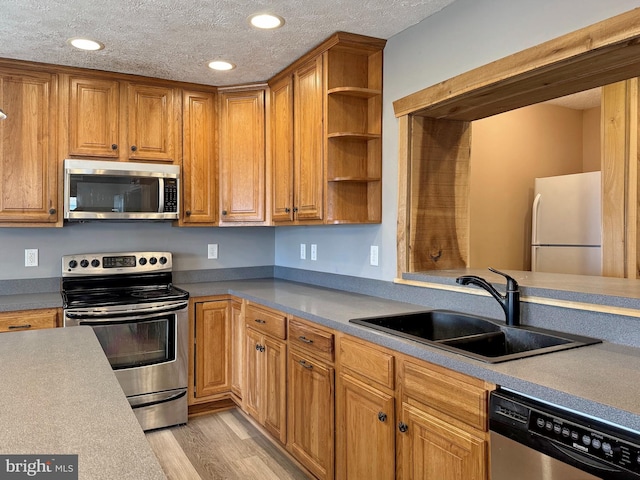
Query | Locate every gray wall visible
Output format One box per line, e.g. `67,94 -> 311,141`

0,224 -> 274,280
2,0 -> 639,281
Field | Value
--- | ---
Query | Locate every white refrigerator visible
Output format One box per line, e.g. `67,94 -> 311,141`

531,171 -> 602,275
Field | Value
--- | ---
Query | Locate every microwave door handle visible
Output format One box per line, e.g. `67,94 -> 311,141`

158,178 -> 165,213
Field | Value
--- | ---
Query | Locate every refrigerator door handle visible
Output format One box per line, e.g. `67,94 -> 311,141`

531,193 -> 542,272
532,193 -> 541,245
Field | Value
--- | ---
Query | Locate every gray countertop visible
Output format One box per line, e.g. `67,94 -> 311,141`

4,277 -> 640,433
0,327 -> 166,480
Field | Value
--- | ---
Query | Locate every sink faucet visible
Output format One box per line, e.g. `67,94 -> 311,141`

455,268 -> 520,327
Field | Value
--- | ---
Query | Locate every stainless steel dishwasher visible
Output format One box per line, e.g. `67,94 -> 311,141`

490,388 -> 640,479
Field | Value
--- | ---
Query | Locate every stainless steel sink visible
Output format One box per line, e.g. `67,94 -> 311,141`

349,310 -> 601,363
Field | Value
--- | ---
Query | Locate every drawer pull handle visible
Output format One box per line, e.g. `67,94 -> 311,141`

378,412 -> 387,422
398,421 -> 408,433
254,319 -> 266,324
298,360 -> 313,369
298,336 -> 313,344
8,324 -> 32,330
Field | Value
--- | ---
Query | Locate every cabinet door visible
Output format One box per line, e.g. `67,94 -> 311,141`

182,89 -> 217,224
68,76 -> 120,157
244,327 -> 263,420
336,374 -> 394,480
219,89 -> 265,222
263,336 -> 287,444
0,69 -> 58,224
230,299 -> 244,399
293,56 -> 324,221
398,403 -> 487,480
288,349 -> 334,480
194,301 -> 230,398
127,83 -> 177,162
270,75 -> 294,222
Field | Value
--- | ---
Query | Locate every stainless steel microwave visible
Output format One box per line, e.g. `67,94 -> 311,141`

63,159 -> 180,221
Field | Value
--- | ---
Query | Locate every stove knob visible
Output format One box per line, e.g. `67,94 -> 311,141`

91,259 -> 100,268
68,260 -> 78,269
159,256 -> 167,265
80,259 -> 89,268
602,442 -> 612,454
149,257 -> 157,265
139,257 -> 147,266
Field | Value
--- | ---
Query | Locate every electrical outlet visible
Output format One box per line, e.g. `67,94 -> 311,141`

207,244 -> 218,259
25,249 -> 38,267
310,244 -> 317,261
300,243 -> 306,260
370,245 -> 379,266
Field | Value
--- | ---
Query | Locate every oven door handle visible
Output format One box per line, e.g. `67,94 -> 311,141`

65,301 -> 188,320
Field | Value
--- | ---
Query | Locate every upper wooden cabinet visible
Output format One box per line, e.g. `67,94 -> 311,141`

64,74 -> 179,163
0,68 -> 59,225
271,56 -> 324,224
181,89 -> 217,225
269,33 -> 385,225
67,76 -> 120,158
218,88 -> 266,224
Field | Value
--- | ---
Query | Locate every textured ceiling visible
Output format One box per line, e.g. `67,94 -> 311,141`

544,87 -> 602,110
0,0 -> 456,86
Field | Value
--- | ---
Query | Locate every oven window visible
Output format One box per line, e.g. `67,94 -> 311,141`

86,316 -> 175,369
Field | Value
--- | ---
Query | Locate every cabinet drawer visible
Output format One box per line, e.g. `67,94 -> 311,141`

402,360 -> 488,431
289,318 -> 334,362
339,336 -> 394,390
245,304 -> 287,340
0,309 -> 58,333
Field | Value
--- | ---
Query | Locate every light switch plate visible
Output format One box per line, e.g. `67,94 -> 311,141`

207,244 -> 218,259
310,244 -> 317,261
370,245 -> 379,266
300,243 -> 306,260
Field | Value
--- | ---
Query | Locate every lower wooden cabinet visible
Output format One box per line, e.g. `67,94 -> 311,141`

288,348 -> 335,480
335,373 -> 395,480
0,308 -> 59,333
194,300 -> 230,398
397,403 -> 487,480
245,327 -> 287,444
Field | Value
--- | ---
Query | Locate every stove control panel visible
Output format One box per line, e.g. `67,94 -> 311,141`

62,251 -> 172,276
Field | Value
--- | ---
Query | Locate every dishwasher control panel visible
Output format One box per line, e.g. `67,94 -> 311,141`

491,389 -> 640,479
528,409 -> 640,474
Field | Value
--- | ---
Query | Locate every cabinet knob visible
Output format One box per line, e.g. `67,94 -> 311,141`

222,210 -> 228,216
185,210 -> 191,216
293,207 -> 299,213
260,345 -> 265,352
111,144 -> 118,150
130,145 -> 137,152
298,336 -> 313,344
254,318 -> 266,324
378,412 -> 387,422
284,207 -> 291,213
48,208 -> 56,215
255,343 -> 261,351
398,421 -> 408,433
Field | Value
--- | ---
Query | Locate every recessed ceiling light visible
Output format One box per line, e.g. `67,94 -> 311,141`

208,60 -> 235,71
249,13 -> 284,30
68,37 -> 104,51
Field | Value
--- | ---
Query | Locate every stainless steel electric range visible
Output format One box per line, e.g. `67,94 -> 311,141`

61,251 -> 189,431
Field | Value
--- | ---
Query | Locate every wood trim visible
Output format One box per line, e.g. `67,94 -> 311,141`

393,7 -> 640,120
396,115 -> 411,278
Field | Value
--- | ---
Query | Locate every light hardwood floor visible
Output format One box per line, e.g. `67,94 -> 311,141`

146,409 -> 311,480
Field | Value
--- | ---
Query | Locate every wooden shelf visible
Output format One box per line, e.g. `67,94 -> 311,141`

327,87 -> 381,98
327,132 -> 381,140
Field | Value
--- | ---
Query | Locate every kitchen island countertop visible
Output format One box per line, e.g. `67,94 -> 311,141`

0,326 -> 166,480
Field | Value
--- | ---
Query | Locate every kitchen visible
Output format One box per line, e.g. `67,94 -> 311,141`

3,0 -> 640,479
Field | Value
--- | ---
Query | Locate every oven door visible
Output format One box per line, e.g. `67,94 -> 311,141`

64,301 -> 188,397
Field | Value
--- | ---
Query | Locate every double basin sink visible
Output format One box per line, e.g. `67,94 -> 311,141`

349,310 -> 601,363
